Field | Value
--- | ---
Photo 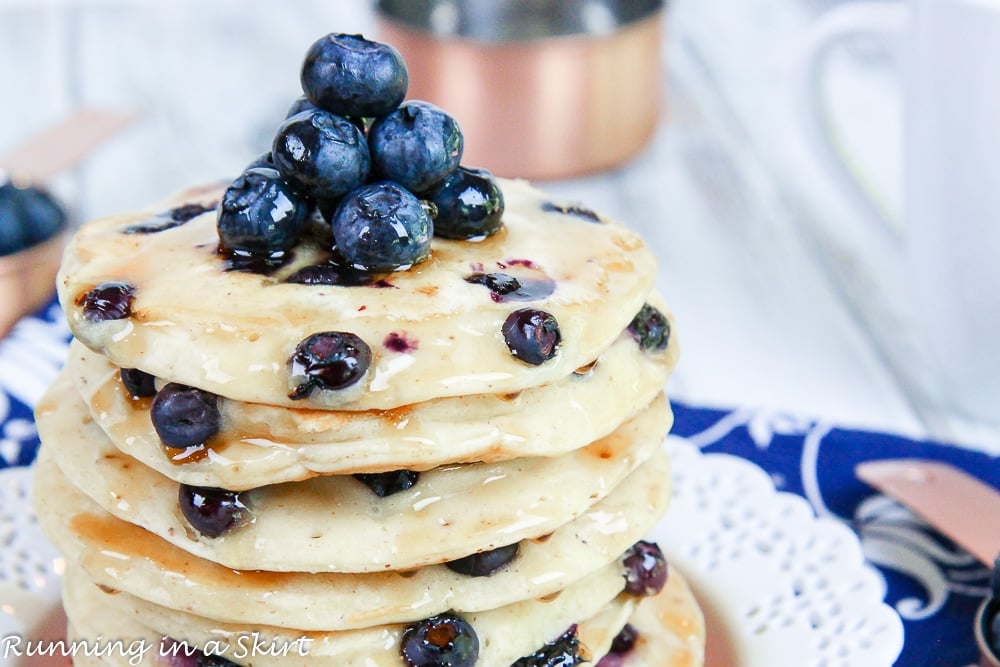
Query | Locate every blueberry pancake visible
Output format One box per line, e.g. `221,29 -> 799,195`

36,32 -> 704,667
63,560 -> 633,667
65,313 -> 676,488
62,565 -> 703,667
34,446 -> 670,630
57,179 -> 657,411
38,385 -> 668,572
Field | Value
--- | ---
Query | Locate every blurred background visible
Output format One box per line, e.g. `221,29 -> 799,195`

1,0 -> 997,452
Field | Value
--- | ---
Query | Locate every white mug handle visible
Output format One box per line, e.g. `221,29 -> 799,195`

797,1 -> 908,234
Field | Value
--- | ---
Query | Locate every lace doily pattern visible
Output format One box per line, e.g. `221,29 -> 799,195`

655,436 -> 904,667
0,467 -> 62,597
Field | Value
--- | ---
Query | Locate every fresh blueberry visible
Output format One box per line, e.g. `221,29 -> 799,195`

541,201 -> 601,223
301,33 -> 408,118
353,470 -> 419,497
286,95 -> 317,119
78,282 -> 136,322
400,613 -> 479,667
178,484 -> 251,539
622,541 -> 668,597
511,626 -> 586,667
151,383 -> 221,449
272,109 -> 370,201
0,181 -> 68,255
608,624 -> 638,655
445,543 -> 519,577
502,309 -> 561,365
628,303 -> 670,352
217,167 -> 310,255
120,368 -> 157,399
330,182 -> 432,272
369,101 -> 463,192
425,167 -> 504,240
288,331 -> 372,399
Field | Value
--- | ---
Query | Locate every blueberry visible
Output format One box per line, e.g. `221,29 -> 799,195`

466,273 -> 555,303
425,167 -> 504,240
627,303 -> 670,352
502,309 -> 561,365
77,282 -> 136,322
272,109 -> 370,201
0,181 -> 68,255
330,182 -> 432,272
353,470 -> 419,497
466,273 -> 521,298
178,484 -> 251,539
369,101 -> 463,192
511,626 -> 586,667
400,613 -> 479,667
301,33 -> 408,118
151,383 -> 221,449
445,543 -> 519,577
120,368 -> 156,398
286,95 -> 317,119
217,167 -> 310,255
608,624 -> 638,655
288,331 -> 372,399
622,541 -> 668,597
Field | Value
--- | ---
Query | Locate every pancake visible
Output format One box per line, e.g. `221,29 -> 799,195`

63,566 -> 704,667
34,444 -> 670,630
38,392 -> 670,572
64,317 -> 676,488
57,179 -> 658,410
63,562 -> 635,667
603,570 -> 707,667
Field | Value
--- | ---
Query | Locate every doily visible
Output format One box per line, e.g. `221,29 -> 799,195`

655,435 -> 904,666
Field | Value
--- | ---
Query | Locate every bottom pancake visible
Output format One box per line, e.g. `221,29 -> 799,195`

63,562 -> 704,667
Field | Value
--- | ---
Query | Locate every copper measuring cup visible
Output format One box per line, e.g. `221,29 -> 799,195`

376,0 -> 666,180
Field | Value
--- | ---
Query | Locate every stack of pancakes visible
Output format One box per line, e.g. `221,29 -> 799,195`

33,178 -> 704,666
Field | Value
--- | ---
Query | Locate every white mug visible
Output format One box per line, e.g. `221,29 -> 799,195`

800,0 -> 1000,434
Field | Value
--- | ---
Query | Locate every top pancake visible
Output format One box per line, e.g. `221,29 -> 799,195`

57,179 -> 657,409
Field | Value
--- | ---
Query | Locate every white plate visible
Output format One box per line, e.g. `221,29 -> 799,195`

655,436 -> 904,666
0,437 -> 904,666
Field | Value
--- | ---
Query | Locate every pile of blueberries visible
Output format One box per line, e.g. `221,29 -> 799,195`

0,179 -> 67,257
217,33 -> 505,273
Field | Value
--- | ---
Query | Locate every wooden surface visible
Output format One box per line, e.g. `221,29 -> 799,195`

0,0 -> 995,452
